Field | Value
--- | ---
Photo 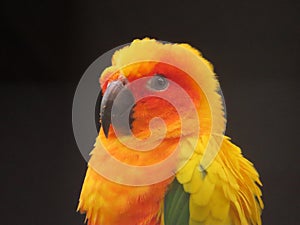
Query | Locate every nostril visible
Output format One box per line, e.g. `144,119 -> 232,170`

118,75 -> 128,85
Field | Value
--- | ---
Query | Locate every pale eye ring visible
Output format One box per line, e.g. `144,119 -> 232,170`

147,74 -> 169,91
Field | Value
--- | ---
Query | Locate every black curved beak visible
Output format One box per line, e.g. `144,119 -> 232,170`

100,78 -> 135,138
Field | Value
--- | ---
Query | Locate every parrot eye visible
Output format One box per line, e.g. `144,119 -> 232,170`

147,74 -> 169,91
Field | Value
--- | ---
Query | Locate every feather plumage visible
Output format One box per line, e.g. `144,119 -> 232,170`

78,38 -> 263,225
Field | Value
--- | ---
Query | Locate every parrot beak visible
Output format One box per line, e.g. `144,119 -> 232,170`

100,77 -> 135,138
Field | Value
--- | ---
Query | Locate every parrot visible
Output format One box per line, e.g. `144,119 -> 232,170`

77,38 -> 263,225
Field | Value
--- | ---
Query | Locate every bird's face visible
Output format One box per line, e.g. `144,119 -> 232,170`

99,61 -> 210,142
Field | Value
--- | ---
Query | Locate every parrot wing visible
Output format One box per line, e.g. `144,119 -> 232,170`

164,136 -> 263,225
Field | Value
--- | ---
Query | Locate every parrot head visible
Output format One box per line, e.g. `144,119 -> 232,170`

97,39 -> 225,168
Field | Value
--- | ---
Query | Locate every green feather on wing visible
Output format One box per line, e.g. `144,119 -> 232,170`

164,178 -> 190,225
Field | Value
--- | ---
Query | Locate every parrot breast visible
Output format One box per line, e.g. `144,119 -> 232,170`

78,166 -> 174,225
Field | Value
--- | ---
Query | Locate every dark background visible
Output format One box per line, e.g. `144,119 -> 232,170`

1,0 -> 299,224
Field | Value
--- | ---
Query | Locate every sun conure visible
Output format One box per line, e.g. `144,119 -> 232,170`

77,38 -> 263,225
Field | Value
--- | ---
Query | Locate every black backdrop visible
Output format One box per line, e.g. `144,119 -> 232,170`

1,0 -> 299,224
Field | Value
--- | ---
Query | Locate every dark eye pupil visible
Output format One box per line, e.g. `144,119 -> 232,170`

156,77 -> 166,86
148,74 -> 169,91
